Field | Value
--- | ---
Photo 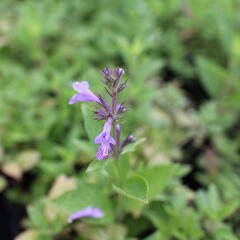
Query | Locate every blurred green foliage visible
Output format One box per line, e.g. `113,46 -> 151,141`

0,0 -> 240,239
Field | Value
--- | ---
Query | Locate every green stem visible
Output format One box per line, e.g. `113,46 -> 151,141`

111,87 -> 124,220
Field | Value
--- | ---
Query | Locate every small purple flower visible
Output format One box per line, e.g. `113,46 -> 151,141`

68,206 -> 104,223
68,81 -> 100,104
115,67 -> 125,78
68,67 -> 135,161
95,118 -> 116,160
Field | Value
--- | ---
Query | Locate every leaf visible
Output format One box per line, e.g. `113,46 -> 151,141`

51,182 -> 113,223
27,202 -> 49,228
218,200 -> 239,220
17,150 -> 40,171
143,232 -> 161,240
195,184 -> 236,221
79,223 -> 127,240
139,164 -> 177,200
15,230 -> 45,240
196,56 -> 226,97
113,175 -> 149,203
86,158 -> 113,173
47,175 -> 77,199
121,138 -> 146,155
1,162 -> 22,180
208,184 -> 221,212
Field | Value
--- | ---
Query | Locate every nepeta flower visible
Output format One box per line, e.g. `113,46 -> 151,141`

68,81 -> 100,104
68,67 -> 135,161
95,118 -> 116,160
68,206 -> 104,223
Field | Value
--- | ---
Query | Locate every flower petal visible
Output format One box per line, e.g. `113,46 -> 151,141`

72,81 -> 89,92
95,132 -> 105,144
77,92 -> 100,103
68,206 -> 104,223
68,94 -> 81,104
108,135 -> 116,145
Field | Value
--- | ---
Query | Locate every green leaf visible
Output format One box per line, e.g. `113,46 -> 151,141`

196,56 -> 226,97
121,138 -> 146,155
218,200 -> 239,220
79,223 -> 127,240
139,164 -> 177,200
27,201 -> 49,228
86,158 -> 113,173
143,232 -> 161,240
52,182 -> 113,224
208,184 -> 221,212
113,175 -> 149,203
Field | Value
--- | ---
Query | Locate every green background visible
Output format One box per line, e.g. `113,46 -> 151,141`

0,0 -> 240,239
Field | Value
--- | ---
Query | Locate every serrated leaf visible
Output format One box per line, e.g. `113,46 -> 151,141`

121,138 -> 146,155
113,175 -> 148,203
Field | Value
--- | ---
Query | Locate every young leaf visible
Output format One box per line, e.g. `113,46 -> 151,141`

113,175 -> 149,203
196,56 -> 226,97
139,164 -> 177,200
86,158 -> 113,173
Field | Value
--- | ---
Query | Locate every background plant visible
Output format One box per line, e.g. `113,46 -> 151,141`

0,0 -> 240,239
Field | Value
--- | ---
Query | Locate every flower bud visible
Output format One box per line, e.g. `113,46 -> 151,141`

117,80 -> 127,93
115,124 -> 121,145
121,134 -> 135,149
115,67 -> 125,78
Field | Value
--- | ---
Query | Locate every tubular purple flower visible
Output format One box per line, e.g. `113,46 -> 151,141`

115,67 -> 125,78
68,81 -> 100,104
95,118 -> 116,160
68,206 -> 104,223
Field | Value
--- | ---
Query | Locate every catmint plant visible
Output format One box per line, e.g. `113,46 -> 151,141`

68,67 -> 135,161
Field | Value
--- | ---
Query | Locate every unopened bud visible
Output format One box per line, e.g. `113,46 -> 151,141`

115,124 -> 121,145
121,135 -> 135,148
117,80 -> 127,93
115,67 -> 125,78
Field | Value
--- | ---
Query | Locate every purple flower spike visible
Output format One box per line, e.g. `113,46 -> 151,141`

95,118 -> 116,160
68,81 -> 100,104
68,206 -> 104,223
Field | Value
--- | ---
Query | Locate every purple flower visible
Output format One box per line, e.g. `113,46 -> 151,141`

68,206 -> 104,223
68,81 -> 100,104
95,118 -> 116,160
101,66 -> 125,86
115,67 -> 125,78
